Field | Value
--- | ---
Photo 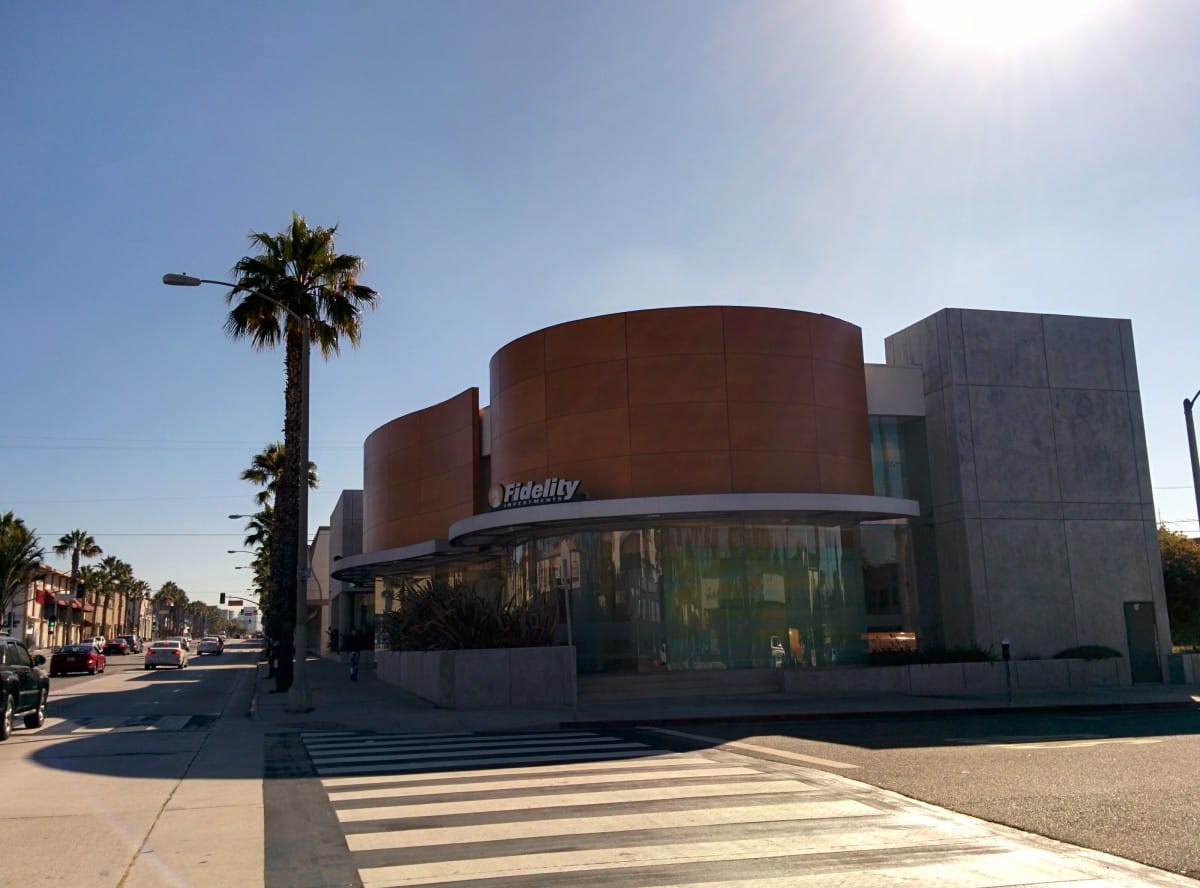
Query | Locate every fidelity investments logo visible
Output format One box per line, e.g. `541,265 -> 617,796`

488,477 -> 582,511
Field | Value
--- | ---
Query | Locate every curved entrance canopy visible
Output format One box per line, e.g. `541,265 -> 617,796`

331,492 -> 919,585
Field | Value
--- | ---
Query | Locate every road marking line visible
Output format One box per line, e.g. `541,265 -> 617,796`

329,765 -> 760,801
336,778 -> 817,822
645,727 -> 861,770
346,799 -> 879,851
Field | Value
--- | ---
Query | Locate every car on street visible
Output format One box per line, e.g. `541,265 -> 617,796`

116,634 -> 142,653
144,640 -> 188,670
84,636 -> 106,650
166,636 -> 191,651
103,638 -> 129,656
49,643 -> 107,676
1,635 -> 49,740
196,636 -> 223,656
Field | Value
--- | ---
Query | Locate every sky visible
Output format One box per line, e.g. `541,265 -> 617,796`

3,0 -> 1199,607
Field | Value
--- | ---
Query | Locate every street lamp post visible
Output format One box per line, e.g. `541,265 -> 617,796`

1185,391 -> 1200,530
164,273 -> 313,712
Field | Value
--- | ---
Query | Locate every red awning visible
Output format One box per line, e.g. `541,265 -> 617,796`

35,588 -> 50,605
70,599 -> 83,610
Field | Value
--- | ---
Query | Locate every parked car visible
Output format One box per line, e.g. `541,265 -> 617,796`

145,640 -> 188,670
1,635 -> 49,740
84,636 -> 106,650
103,638 -> 129,656
116,634 -> 142,653
50,643 -> 107,676
196,637 -> 222,656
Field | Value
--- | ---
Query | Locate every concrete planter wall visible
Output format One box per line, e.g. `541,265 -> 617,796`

780,658 -> 1127,696
1168,652 -> 1200,684
376,646 -> 577,709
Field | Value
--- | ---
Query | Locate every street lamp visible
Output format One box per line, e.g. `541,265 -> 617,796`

164,272 -> 313,712
1185,390 -> 1200,530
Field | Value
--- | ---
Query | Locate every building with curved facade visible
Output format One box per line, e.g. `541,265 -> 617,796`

331,305 -> 1172,685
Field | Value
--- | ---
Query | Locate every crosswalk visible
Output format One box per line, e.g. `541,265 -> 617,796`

300,729 -> 1183,888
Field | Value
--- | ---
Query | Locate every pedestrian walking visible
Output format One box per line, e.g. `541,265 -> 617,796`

348,648 -> 360,681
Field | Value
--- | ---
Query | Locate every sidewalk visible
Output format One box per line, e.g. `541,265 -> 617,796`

250,654 -> 1200,733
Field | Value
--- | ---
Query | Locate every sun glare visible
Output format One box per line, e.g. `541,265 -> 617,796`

905,0 -> 1121,54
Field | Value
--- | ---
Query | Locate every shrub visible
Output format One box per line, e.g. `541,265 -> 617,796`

866,646 -> 996,667
1053,645 -> 1122,660
380,577 -> 558,651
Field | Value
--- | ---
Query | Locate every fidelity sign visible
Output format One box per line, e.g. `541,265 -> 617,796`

489,477 -> 581,510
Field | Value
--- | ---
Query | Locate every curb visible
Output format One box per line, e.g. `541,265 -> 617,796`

563,698 -> 1200,729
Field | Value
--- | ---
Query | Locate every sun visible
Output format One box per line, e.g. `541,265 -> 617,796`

904,0 -> 1121,54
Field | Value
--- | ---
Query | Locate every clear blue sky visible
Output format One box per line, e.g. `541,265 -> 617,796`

3,1 -> 1199,606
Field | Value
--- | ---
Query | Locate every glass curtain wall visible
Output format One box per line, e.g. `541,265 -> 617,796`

499,518 -> 876,675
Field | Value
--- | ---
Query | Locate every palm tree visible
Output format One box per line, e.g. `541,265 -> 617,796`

0,512 -> 44,621
153,581 -> 188,636
77,564 -> 99,641
225,212 -> 378,692
53,529 -> 102,639
241,441 -> 317,508
96,556 -> 133,638
127,579 -> 151,634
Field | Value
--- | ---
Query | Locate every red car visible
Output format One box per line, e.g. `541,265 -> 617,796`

49,643 -> 107,676
103,638 -> 129,656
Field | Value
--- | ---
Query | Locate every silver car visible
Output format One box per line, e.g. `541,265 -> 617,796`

144,640 -> 188,670
196,637 -> 222,656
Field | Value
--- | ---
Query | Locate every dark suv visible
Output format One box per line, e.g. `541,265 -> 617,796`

1,635 -> 49,741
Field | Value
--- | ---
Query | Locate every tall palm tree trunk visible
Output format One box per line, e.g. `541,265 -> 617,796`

271,329 -> 304,693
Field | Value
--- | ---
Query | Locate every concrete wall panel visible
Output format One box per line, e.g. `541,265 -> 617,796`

1052,389 -> 1139,503
980,520 -> 1074,659
960,310 -> 1048,387
969,386 -> 1059,502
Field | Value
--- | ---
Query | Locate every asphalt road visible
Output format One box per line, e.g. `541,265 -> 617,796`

641,707 -> 1200,881
1,641 -> 258,884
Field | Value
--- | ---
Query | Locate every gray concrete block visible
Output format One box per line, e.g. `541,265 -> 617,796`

909,663 -> 966,693
970,386 -> 1059,502
453,649 -> 510,708
1043,315 -> 1126,391
1118,320 -> 1141,393
1066,658 -> 1123,687
509,646 -> 577,706
1013,659 -> 1070,689
978,501 -> 1063,521
960,310 -> 1048,387
961,661 -> 1008,692
1064,520 -> 1153,655
1051,389 -> 1139,503
979,520 -> 1074,659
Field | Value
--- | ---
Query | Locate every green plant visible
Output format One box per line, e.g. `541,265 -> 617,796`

380,577 -> 558,651
1053,645 -> 1122,660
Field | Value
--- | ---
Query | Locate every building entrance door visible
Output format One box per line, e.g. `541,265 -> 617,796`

1123,601 -> 1162,684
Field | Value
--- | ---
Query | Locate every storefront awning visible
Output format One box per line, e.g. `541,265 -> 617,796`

448,492 -> 922,548
333,492 -> 921,585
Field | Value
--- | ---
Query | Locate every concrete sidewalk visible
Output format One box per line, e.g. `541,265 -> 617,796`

250,653 -> 1200,733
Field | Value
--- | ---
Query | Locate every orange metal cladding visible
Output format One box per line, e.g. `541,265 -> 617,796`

489,306 -> 873,501
363,388 -> 481,552
364,307 -> 874,552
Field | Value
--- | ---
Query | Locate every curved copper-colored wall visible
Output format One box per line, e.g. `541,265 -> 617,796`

363,388 -> 479,552
488,306 -> 872,501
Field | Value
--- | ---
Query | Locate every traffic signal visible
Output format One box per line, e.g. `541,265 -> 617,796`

220,593 -> 226,604
48,616 -> 56,630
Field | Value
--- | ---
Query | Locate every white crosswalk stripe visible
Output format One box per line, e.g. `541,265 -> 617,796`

302,729 -> 1193,888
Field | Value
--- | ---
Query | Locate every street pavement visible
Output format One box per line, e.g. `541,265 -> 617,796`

239,653 -> 1200,888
